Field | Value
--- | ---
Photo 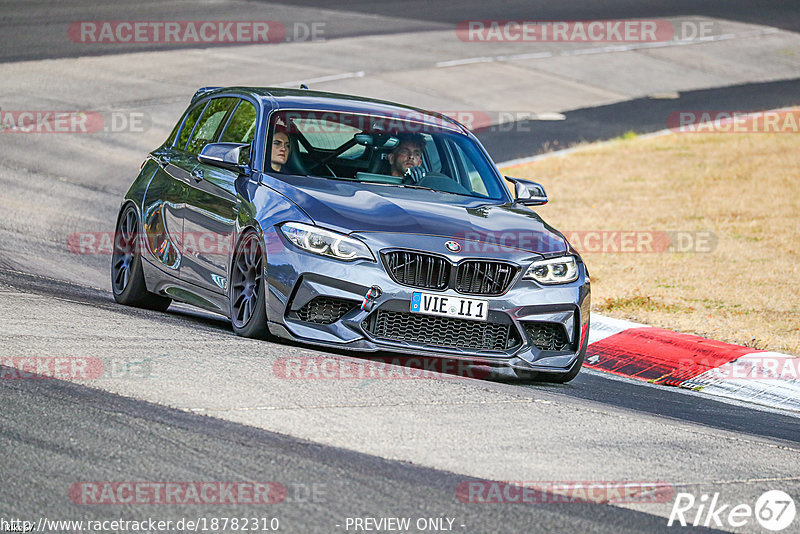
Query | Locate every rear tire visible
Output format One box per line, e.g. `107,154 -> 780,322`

111,204 -> 172,312
229,231 -> 269,339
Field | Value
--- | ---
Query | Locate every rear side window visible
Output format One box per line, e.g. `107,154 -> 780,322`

185,97 -> 237,154
176,104 -> 206,151
165,117 -> 181,146
290,116 -> 365,159
220,100 -> 258,144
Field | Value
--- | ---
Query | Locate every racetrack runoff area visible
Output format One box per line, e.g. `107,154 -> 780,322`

501,126 -> 800,356
499,126 -> 800,411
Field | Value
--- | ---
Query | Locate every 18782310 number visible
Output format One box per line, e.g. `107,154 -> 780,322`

198,517 -> 280,531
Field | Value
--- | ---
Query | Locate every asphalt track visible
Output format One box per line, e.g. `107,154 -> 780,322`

1,361 -> 722,534
479,77 -> 800,162
1,2 -> 799,533
3,0 -> 800,62
3,267 -> 800,443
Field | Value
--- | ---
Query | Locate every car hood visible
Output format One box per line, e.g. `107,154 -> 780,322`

263,174 -> 567,254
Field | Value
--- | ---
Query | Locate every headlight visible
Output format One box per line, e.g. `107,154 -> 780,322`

279,222 -> 374,262
523,256 -> 579,284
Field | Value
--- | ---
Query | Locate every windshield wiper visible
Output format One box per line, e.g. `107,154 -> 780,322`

394,184 -> 435,191
394,184 -> 474,197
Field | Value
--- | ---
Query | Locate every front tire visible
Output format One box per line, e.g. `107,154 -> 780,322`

111,204 -> 172,311
229,231 -> 269,339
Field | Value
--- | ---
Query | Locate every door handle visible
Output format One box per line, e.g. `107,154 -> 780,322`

192,169 -> 203,182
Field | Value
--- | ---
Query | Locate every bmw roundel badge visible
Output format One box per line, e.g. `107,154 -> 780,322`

445,240 -> 461,253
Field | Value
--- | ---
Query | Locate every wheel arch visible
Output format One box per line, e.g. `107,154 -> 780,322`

114,199 -> 141,229
228,222 -> 269,289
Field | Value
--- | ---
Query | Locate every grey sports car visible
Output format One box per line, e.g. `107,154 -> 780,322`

112,87 -> 590,381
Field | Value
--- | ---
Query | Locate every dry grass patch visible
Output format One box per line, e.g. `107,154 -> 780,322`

502,131 -> 800,355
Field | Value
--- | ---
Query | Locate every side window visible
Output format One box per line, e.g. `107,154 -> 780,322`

176,104 -> 206,151
220,100 -> 258,144
165,117 -> 181,147
425,135 -> 441,173
185,97 -> 237,155
447,139 -> 488,196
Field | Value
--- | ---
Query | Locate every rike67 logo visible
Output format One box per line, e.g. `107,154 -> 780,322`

669,490 -> 796,531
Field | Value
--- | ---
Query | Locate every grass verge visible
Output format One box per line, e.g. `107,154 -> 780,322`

501,130 -> 800,355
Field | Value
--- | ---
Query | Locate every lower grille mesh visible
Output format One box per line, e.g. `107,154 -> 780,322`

523,322 -> 571,351
295,297 -> 358,324
365,310 -> 519,351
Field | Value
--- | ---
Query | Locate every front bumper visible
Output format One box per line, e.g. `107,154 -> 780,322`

264,229 -> 590,376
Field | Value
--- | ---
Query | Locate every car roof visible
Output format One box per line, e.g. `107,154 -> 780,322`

192,86 -> 467,134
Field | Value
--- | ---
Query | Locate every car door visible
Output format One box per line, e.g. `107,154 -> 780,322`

140,101 -> 207,273
180,97 -> 254,294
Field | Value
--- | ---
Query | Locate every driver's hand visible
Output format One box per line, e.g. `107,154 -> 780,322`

404,165 -> 426,184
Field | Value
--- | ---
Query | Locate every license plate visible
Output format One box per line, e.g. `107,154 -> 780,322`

410,291 -> 489,321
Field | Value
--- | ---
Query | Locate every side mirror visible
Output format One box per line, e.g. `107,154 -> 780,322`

198,142 -> 251,174
506,176 -> 548,206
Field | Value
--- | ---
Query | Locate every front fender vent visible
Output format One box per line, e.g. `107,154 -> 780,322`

522,322 -> 572,351
294,297 -> 359,324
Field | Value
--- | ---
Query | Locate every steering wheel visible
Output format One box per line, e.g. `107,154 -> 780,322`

418,172 -> 471,195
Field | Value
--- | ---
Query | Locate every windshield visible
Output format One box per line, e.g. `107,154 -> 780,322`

264,109 -> 508,200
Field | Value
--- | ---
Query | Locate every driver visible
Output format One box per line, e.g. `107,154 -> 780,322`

270,126 -> 291,172
387,133 -> 426,182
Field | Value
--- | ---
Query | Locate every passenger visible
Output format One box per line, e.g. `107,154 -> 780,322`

270,126 -> 291,172
387,133 -> 426,181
